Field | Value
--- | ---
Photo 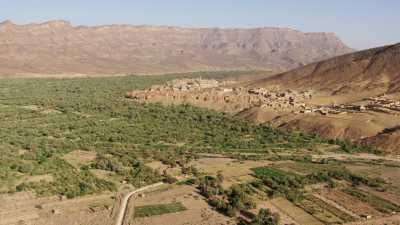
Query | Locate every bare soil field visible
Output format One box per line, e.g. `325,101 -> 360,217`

271,197 -> 323,225
313,193 -> 360,220
346,164 -> 400,194
62,150 -> 97,168
0,191 -> 115,225
319,190 -> 383,218
145,161 -> 169,172
358,185 -> 400,207
129,185 -> 233,225
192,157 -> 271,188
346,163 -> 400,186
344,215 -> 400,225
300,196 -> 344,224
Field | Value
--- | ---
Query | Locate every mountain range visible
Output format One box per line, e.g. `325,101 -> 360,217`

0,20 -> 352,76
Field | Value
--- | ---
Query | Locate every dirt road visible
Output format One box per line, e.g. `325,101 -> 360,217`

313,152 -> 400,163
115,182 -> 163,225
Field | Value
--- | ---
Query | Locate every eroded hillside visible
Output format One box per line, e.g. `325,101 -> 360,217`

251,43 -> 400,97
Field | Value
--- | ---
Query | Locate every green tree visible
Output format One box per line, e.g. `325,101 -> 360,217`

251,208 -> 280,225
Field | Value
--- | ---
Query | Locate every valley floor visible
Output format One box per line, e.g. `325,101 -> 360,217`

0,73 -> 399,225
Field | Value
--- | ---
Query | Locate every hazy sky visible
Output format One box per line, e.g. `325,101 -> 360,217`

1,0 -> 398,49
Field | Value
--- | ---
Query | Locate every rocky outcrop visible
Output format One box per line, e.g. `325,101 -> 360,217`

0,20 -> 352,76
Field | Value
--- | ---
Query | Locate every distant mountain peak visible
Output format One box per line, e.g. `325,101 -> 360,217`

39,20 -> 72,28
0,20 -> 16,28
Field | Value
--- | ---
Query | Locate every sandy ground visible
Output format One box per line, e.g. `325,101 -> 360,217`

0,191 -> 116,225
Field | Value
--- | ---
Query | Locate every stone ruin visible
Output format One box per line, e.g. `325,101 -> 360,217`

364,96 -> 400,114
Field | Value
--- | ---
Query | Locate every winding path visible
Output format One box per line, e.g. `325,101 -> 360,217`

114,182 -> 163,225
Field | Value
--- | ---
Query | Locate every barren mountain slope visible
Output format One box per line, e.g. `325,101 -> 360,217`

242,43 -> 400,153
251,43 -> 400,96
0,20 -> 352,76
361,126 -> 400,154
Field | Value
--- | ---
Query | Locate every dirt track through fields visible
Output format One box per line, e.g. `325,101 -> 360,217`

114,183 -> 163,225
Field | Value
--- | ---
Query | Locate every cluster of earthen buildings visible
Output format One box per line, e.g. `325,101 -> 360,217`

299,96 -> 400,116
126,78 -> 400,117
365,97 -> 400,112
150,78 -> 220,92
126,78 -> 313,113
300,104 -> 367,115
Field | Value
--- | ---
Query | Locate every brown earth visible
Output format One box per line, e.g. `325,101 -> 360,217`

62,150 -> 97,168
266,111 -> 400,140
319,189 -> 383,218
361,126 -> 400,154
270,197 -> 323,225
129,185 -> 233,225
344,215 -> 400,225
243,44 -> 400,153
0,20 -> 352,76
0,191 -> 116,225
191,156 -> 271,189
345,163 -> 400,206
251,43 -> 400,96
246,103 -> 400,154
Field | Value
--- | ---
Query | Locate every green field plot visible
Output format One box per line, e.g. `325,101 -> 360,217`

251,167 -> 301,179
251,167 -> 306,187
273,161 -> 344,176
134,202 -> 187,217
